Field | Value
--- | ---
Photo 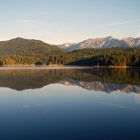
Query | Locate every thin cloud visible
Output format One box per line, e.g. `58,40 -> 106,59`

21,19 -> 32,23
99,20 -> 134,27
17,19 -> 47,26
19,19 -> 34,24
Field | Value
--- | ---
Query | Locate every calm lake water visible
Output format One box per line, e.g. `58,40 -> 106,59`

0,67 -> 140,140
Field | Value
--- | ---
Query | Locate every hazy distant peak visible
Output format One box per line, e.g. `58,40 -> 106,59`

58,42 -> 77,49
123,37 -> 140,47
105,36 -> 113,39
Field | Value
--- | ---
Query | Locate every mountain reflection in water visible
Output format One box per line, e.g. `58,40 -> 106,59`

0,68 -> 140,93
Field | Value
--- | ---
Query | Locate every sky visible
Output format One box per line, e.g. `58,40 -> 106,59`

0,0 -> 140,44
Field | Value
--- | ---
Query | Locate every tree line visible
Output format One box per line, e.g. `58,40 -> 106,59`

0,47 -> 140,67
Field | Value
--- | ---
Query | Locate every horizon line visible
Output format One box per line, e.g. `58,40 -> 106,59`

0,35 -> 140,45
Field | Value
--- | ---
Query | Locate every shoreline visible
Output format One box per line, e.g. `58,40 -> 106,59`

0,65 -> 139,69
0,65 -> 91,70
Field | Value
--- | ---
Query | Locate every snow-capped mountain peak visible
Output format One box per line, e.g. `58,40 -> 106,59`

58,36 -> 135,52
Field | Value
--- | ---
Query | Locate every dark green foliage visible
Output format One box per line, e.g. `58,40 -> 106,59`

35,60 -> 43,66
67,47 -> 140,67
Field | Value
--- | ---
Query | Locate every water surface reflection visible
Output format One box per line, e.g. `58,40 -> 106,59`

0,68 -> 140,140
0,68 -> 139,93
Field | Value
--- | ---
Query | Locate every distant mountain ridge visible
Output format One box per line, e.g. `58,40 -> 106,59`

123,37 -> 140,47
59,36 -> 140,52
1,37 -> 140,54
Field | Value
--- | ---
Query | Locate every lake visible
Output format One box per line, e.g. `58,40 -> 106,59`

0,67 -> 140,140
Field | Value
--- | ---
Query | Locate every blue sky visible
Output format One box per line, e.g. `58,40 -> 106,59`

0,0 -> 140,44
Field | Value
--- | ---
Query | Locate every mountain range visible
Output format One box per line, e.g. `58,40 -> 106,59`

58,36 -> 140,52
0,37 -> 140,55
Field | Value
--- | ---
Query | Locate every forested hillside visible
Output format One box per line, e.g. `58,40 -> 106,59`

0,38 -> 63,56
0,38 -> 139,67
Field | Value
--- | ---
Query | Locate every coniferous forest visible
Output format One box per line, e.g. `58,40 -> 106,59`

0,47 -> 140,67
